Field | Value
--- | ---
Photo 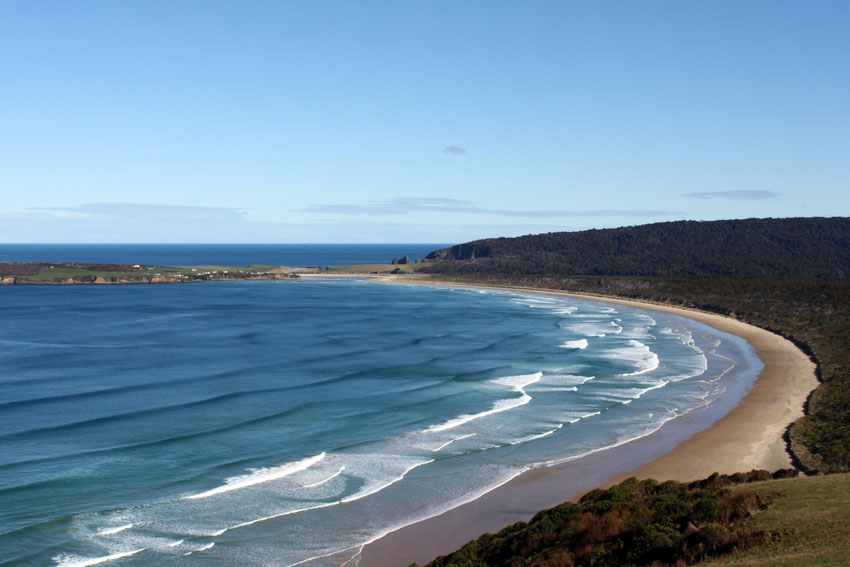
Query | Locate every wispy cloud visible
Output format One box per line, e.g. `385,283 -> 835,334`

443,145 -> 467,155
682,190 -> 778,200
0,203 -> 598,243
33,203 -> 247,222
300,198 -> 684,218
2,200 -> 684,243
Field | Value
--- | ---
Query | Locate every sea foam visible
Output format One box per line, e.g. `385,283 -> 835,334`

532,373 -> 594,392
186,453 -> 326,499
96,524 -> 133,536
605,340 -> 660,377
509,423 -> 563,445
301,466 -> 346,489
53,549 -> 146,567
491,372 -> 543,391
340,459 -> 435,503
432,433 -> 477,452
425,373 -> 542,433
183,542 -> 215,556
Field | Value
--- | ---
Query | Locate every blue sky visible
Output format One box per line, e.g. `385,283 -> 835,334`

1,1 -> 848,243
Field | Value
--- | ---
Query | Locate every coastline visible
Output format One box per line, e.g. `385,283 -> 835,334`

359,279 -> 817,567
0,262 -> 305,285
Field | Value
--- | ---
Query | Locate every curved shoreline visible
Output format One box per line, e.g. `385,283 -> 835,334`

358,280 -> 817,567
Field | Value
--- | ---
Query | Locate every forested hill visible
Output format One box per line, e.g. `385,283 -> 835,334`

424,217 -> 850,278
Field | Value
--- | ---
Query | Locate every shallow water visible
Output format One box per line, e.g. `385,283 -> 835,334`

0,279 -> 760,566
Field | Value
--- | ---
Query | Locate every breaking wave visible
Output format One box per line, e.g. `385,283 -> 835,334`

185,453 -> 326,499
425,373 -> 542,433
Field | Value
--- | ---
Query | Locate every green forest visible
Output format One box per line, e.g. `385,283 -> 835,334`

419,470 -> 797,567
424,218 -> 850,278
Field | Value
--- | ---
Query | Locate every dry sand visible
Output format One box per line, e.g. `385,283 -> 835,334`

358,281 -> 818,567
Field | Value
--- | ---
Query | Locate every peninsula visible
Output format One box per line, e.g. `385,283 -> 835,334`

0,262 -> 303,285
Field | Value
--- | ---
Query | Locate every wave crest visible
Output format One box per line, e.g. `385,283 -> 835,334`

425,373 -> 542,433
185,453 -> 326,500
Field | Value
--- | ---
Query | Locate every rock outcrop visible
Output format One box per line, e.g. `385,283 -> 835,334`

425,243 -> 489,261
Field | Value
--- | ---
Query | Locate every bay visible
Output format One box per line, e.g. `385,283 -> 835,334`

0,278 -> 760,566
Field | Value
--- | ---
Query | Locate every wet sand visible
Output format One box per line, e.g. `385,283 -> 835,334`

359,282 -> 817,567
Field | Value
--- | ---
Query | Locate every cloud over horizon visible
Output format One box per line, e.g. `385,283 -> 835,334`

682,190 -> 778,200
301,197 -> 684,218
33,202 -> 247,222
0,202 -> 599,243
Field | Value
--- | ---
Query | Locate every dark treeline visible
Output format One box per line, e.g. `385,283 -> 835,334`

418,470 -> 797,567
424,217 -> 850,278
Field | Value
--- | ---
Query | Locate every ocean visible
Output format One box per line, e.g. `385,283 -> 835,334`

0,244 -> 445,267
0,246 -> 762,567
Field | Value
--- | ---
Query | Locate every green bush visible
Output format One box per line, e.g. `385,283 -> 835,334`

425,473 -> 777,567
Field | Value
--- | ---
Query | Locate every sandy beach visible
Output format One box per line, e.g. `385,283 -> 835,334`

359,280 -> 818,567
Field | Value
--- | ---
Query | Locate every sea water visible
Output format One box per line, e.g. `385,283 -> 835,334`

0,244 -> 444,267
0,278 -> 761,567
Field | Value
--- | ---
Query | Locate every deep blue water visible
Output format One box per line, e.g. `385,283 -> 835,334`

0,279 -> 761,567
0,244 -> 448,267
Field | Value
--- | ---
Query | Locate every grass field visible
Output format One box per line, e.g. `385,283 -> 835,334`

4,262 -> 425,280
173,265 -> 279,273
324,263 -> 424,273
706,473 -> 850,566
7,264 -> 286,282
24,267 -> 139,280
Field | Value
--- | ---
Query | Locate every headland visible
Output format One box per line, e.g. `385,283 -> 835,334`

0,262 -> 305,284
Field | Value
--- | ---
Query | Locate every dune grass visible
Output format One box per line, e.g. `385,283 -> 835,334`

324,263 -> 423,273
8,263 -> 286,282
26,266 -> 138,280
706,473 -> 850,566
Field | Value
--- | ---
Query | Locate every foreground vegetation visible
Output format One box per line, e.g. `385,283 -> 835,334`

706,473 -> 850,567
418,470 -> 800,567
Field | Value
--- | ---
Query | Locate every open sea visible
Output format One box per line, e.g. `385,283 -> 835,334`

0,245 -> 762,567
0,244 -> 444,268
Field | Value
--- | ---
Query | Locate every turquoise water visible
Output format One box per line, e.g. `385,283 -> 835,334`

0,279 -> 760,566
